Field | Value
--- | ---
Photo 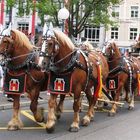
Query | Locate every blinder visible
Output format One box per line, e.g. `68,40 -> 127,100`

39,37 -> 60,58
104,43 -> 115,58
0,36 -> 14,56
45,36 -> 60,58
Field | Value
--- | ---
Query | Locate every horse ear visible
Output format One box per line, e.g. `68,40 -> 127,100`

11,30 -> 16,40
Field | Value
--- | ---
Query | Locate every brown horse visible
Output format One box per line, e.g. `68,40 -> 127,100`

79,41 -> 110,108
104,42 -> 139,116
0,29 -> 48,130
39,29 -> 109,133
80,41 -> 109,85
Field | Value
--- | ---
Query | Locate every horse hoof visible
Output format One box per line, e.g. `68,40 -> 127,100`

128,106 -> 134,110
55,111 -> 61,120
108,111 -> 115,117
69,127 -> 79,132
104,102 -> 108,106
81,119 -> 90,126
90,116 -> 94,122
46,126 -> 55,133
8,125 -> 20,131
56,114 -> 61,120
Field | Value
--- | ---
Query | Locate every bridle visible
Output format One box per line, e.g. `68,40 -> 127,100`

104,44 -> 115,57
0,35 -> 14,65
39,33 -> 80,73
0,35 -> 39,70
46,37 -> 60,58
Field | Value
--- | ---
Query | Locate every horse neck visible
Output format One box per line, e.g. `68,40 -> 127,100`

54,44 -> 74,66
108,52 -> 122,70
11,44 -> 31,66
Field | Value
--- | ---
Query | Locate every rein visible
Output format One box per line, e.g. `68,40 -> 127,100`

52,49 -> 77,65
5,50 -> 39,70
7,50 -> 39,61
49,49 -> 81,73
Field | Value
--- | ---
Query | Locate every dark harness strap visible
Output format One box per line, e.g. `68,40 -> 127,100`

6,51 -> 39,71
49,50 -> 86,73
108,57 -> 129,76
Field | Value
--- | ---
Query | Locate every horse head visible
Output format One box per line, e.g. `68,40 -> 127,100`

104,42 -> 121,60
0,24 -> 15,58
38,23 -> 60,71
0,26 -> 34,68
2,30 -> 32,53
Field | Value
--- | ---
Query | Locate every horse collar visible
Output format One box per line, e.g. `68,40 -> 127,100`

48,50 -> 80,74
6,51 -> 36,71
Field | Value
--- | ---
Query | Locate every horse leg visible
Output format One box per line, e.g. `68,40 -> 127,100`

128,93 -> 134,110
55,94 -> 65,120
125,81 -> 135,110
46,94 -> 57,133
69,89 -> 81,132
8,95 -> 23,130
30,88 -> 44,122
124,86 -> 131,103
108,88 -> 121,116
81,89 -> 95,126
128,82 -> 135,110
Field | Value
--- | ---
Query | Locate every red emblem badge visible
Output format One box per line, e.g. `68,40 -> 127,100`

109,80 -> 116,89
9,79 -> 19,92
54,78 -> 65,91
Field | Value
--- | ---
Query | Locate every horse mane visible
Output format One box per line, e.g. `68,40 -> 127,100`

53,29 -> 75,50
11,29 -> 34,50
82,41 -> 94,50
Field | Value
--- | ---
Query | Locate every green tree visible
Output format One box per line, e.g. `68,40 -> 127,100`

35,0 -> 122,37
6,0 -> 32,18
6,0 -> 122,37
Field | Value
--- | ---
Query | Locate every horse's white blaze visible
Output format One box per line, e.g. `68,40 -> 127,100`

38,41 -> 46,67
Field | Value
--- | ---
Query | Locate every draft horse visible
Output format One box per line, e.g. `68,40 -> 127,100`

80,41 -> 109,86
0,29 -> 47,130
79,41 -> 110,108
39,29 -> 108,133
104,42 -> 139,116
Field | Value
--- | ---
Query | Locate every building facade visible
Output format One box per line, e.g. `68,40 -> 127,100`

0,0 -> 140,50
106,0 -> 140,50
